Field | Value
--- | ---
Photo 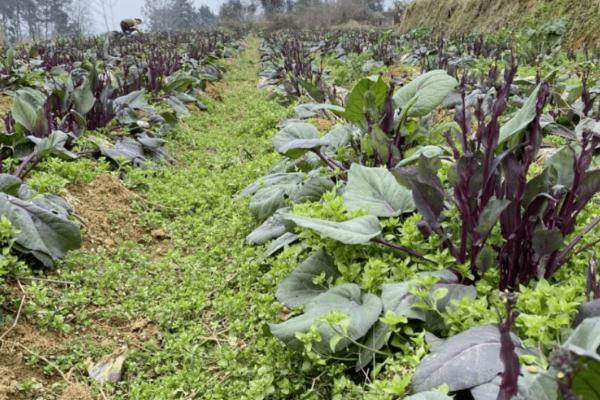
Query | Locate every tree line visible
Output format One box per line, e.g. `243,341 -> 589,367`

0,0 -> 90,42
0,0 -> 405,42
146,0 -> 396,30
143,0 -> 217,32
216,0 -> 391,29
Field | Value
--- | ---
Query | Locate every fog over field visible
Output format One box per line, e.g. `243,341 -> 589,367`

95,0 -> 395,31
94,0 -> 221,31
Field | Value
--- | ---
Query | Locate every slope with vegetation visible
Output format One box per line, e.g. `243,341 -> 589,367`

400,0 -> 600,47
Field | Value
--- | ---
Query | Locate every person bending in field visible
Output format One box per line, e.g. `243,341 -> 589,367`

120,18 -> 143,34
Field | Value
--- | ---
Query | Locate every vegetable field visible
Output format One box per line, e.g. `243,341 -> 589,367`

1,16 -> 600,400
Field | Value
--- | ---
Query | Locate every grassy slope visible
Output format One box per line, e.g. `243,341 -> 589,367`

21,38 -> 354,399
400,0 -> 600,47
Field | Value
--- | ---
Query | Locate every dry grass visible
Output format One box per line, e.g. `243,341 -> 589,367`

400,0 -> 600,48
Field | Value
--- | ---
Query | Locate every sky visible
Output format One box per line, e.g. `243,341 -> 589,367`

95,0 -> 222,32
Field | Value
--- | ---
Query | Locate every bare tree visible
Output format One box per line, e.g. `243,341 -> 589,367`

71,0 -> 94,35
143,0 -> 174,32
94,0 -> 118,32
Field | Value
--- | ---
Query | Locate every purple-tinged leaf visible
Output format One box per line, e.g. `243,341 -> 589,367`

497,295 -> 520,400
475,197 -> 511,235
532,227 -> 563,257
412,325 -> 524,392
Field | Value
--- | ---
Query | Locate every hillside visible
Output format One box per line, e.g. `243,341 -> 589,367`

400,0 -> 600,47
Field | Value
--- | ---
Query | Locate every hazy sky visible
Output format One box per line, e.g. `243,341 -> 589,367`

95,0 -> 394,32
96,0 -> 222,31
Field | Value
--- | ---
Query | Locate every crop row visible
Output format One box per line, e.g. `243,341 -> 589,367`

244,27 -> 600,398
0,30 -> 243,268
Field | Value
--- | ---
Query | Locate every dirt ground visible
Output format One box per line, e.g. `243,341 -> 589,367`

0,321 -> 71,400
0,94 -> 12,114
312,117 -> 336,132
58,383 -> 95,400
65,173 -> 171,257
0,302 -> 161,399
204,81 -> 226,100
66,173 -> 144,250
0,173 -> 169,399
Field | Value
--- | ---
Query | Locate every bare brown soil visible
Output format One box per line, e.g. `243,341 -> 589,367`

0,322 -> 65,400
205,81 -> 226,100
58,383 -> 95,400
66,174 -> 144,250
0,94 -> 11,114
312,118 -> 336,132
382,65 -> 416,81
0,307 -> 161,399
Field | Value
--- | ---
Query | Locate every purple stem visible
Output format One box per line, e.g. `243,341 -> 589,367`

373,238 -> 431,262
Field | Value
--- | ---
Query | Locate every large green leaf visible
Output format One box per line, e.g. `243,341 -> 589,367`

281,214 -> 382,245
5,46 -> 15,71
291,174 -> 334,203
11,90 -> 48,135
369,125 -> 391,162
294,103 -> 345,119
323,124 -> 354,151
433,284 -> 477,313
381,271 -> 474,322
343,164 -> 414,217
240,173 -> 305,197
266,232 -> 299,256
471,372 -> 558,400
0,174 -> 23,196
276,250 -> 341,307
11,95 -> 37,133
356,321 -> 390,370
572,359 -> 600,400
28,131 -> 78,160
393,156 -> 445,227
475,197 -> 511,235
499,84 -> 541,145
272,123 -> 328,158
0,192 -> 81,267
413,325 -> 522,392
15,88 -> 46,108
515,371 -> 558,400
563,316 -> 600,361
244,173 -> 319,221
249,184 -> 298,221
246,213 -> 287,244
343,76 -> 388,123
166,96 -> 189,117
545,145 -> 575,189
574,299 -> 600,327
164,74 -> 198,93
96,135 -> 172,169
393,70 -> 458,117
72,78 -> 96,115
395,146 -> 445,167
381,281 -> 422,320
575,118 -> 600,141
532,227 -> 563,257
114,89 -> 147,110
0,124 -> 27,148
299,79 -> 325,103
269,283 -> 382,354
